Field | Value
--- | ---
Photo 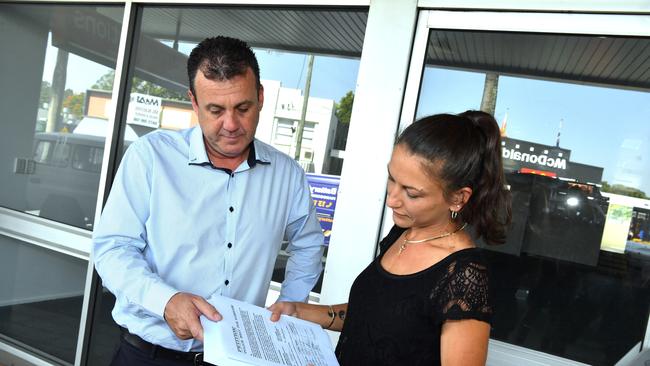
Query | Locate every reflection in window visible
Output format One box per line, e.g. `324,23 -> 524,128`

50,142 -> 71,167
85,6 -> 366,366
72,145 -> 104,172
33,141 -> 52,163
0,4 -> 123,364
121,6 -> 365,291
417,29 -> 650,366
1,4 -> 121,230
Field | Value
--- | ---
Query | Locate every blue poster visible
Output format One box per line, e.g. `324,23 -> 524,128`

306,173 -> 340,246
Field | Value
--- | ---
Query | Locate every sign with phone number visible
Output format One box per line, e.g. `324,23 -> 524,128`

306,174 -> 340,246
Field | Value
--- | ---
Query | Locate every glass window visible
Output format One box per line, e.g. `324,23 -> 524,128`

0,234 -> 88,364
0,3 -> 123,230
33,141 -> 52,164
86,5 -> 366,366
50,142 -> 72,167
110,5 -> 366,291
416,29 -> 650,366
72,145 -> 104,173
0,3 -> 123,364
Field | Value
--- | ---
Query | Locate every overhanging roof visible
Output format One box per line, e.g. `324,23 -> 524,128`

5,3 -> 649,92
426,30 -> 650,91
140,6 -> 368,58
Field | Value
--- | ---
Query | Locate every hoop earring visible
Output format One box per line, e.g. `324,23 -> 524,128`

450,210 -> 458,220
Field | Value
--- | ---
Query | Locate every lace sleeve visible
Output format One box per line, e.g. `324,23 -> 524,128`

433,259 -> 493,324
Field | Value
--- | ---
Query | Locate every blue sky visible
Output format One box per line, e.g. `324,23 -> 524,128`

418,67 -> 650,194
43,39 -> 649,194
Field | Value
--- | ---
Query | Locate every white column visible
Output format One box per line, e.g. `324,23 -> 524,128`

320,0 -> 418,304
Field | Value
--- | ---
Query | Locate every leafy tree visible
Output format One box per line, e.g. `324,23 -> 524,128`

93,70 -> 188,101
331,91 -> 354,152
63,92 -> 86,120
131,78 -> 187,100
601,181 -> 648,199
335,91 -> 354,124
92,71 -> 115,90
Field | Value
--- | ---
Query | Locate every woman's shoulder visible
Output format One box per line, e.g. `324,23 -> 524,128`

434,248 -> 493,323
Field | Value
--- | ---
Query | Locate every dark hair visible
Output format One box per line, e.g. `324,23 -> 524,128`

187,36 -> 261,98
396,110 -> 512,245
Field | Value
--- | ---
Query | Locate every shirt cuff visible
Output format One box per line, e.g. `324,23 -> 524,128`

277,289 -> 309,303
141,282 -> 180,320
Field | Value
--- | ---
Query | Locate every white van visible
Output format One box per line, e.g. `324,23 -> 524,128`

26,132 -> 130,229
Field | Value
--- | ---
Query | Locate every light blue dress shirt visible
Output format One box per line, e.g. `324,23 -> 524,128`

92,126 -> 324,351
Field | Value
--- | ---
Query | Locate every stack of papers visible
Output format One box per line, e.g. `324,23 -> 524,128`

201,296 -> 339,366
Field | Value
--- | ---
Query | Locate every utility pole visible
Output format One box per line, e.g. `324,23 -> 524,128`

480,73 -> 499,116
46,49 -> 69,132
294,54 -> 314,161
172,9 -> 183,51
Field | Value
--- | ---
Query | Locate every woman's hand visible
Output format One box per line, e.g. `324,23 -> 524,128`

268,301 -> 298,322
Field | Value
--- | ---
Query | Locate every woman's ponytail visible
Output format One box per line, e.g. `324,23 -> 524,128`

459,110 -> 511,244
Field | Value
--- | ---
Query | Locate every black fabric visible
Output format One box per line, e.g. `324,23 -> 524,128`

335,225 -> 493,366
111,338 -> 196,366
114,329 -> 213,366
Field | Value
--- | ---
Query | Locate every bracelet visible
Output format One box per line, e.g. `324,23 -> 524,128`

325,305 -> 336,329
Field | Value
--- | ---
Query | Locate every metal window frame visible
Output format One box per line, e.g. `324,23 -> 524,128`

0,207 -> 91,260
74,2 -> 139,364
417,0 -> 650,13
0,341 -> 57,366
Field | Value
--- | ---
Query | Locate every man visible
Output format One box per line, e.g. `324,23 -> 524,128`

93,36 -> 325,365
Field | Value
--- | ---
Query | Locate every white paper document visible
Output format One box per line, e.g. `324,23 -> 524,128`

201,295 -> 339,366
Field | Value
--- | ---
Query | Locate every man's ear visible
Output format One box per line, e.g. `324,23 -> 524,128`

257,84 -> 264,110
189,90 -> 199,114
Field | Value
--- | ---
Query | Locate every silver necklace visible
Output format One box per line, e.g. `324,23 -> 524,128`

398,222 -> 468,255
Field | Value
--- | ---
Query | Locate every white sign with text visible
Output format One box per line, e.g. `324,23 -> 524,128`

126,93 -> 161,128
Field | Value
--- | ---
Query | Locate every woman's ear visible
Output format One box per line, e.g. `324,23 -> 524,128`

450,187 -> 473,211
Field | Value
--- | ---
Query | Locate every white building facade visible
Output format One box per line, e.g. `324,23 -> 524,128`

0,1 -> 649,366
256,80 -> 338,174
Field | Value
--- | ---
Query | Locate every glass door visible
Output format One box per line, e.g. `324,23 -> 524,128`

399,9 -> 650,366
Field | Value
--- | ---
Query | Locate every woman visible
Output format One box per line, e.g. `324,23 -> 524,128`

270,110 -> 511,366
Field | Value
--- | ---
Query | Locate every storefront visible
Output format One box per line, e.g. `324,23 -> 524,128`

0,1 -> 649,365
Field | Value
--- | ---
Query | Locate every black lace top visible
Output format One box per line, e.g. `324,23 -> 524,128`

334,225 -> 493,366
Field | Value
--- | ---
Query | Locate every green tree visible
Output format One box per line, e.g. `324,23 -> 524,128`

63,92 -> 86,120
601,181 -> 648,199
92,71 -> 115,90
93,70 -> 188,101
335,91 -> 354,124
331,91 -> 354,152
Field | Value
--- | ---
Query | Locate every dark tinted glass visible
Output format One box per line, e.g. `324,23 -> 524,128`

416,29 -> 650,365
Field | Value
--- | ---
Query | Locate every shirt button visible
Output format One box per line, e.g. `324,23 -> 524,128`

229,206 -> 234,212
227,243 -> 232,248
225,280 -> 229,286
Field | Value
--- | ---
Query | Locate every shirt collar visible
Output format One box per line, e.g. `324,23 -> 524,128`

188,126 -> 270,170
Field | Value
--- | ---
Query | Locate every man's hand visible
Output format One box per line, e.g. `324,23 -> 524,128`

163,292 -> 221,341
268,301 -> 298,322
